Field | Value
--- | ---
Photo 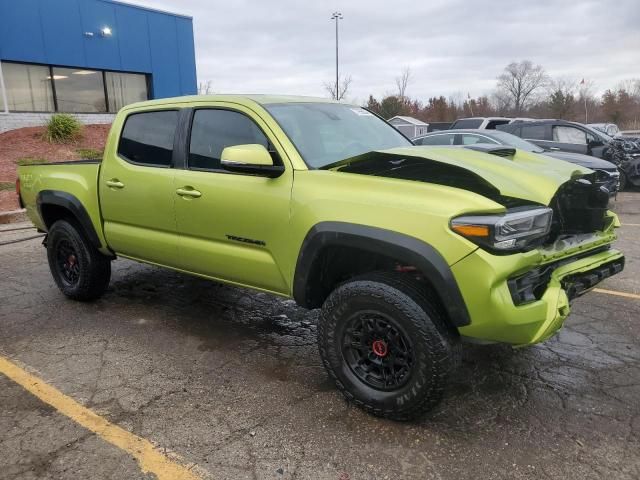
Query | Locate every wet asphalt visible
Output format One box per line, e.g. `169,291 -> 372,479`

0,192 -> 638,480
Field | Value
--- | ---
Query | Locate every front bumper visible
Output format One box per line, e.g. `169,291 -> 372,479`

454,245 -> 624,346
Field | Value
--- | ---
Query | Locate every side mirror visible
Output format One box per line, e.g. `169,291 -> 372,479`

588,138 -> 604,148
220,144 -> 284,178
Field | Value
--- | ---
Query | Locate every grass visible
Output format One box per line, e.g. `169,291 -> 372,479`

44,114 -> 83,143
15,156 -> 47,166
76,148 -> 103,160
0,181 -> 15,191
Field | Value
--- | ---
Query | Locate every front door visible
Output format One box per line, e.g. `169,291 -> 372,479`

173,106 -> 293,294
100,109 -> 180,265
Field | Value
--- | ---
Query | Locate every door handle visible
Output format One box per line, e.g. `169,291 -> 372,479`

176,187 -> 202,198
105,179 -> 125,189
549,147 -> 561,151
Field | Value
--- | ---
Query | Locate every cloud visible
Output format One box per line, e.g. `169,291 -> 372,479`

134,0 -> 640,102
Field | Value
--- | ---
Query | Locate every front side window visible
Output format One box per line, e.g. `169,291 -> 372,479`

118,110 -> 179,167
188,109 -> 269,171
1,62 -> 54,112
105,72 -> 148,112
53,67 -> 106,112
265,103 -> 411,168
521,125 -> 547,140
553,126 -> 587,144
415,134 -> 454,146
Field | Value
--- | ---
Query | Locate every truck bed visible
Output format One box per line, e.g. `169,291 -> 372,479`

18,161 -> 109,253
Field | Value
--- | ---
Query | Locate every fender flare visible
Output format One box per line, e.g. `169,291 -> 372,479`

36,190 -> 103,250
293,221 -> 471,327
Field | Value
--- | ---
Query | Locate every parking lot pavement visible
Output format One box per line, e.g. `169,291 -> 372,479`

1,194 -> 638,480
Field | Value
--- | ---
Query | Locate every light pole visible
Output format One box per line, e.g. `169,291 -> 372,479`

331,12 -> 343,100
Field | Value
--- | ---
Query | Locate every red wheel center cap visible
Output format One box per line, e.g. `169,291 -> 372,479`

372,339 -> 388,357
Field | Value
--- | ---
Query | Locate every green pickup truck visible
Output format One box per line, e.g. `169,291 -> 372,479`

17,95 -> 624,420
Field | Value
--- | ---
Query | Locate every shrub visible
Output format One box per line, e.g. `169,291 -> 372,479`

44,114 -> 83,143
16,157 -> 46,166
76,148 -> 103,160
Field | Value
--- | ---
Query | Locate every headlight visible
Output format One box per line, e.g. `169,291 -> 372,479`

450,207 -> 553,253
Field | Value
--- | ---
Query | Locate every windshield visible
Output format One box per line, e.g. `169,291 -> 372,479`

264,103 -> 411,168
584,124 -> 612,141
489,130 -> 545,153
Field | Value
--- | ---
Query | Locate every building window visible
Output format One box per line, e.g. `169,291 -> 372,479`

0,61 -> 149,113
52,67 -> 106,113
105,72 -> 148,112
2,62 -> 54,112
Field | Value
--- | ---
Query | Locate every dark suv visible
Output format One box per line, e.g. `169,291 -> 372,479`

498,120 -> 640,189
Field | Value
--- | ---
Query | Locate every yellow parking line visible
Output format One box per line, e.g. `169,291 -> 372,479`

0,355 -> 201,480
593,288 -> 640,300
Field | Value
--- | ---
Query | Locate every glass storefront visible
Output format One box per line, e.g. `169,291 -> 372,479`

0,61 -> 149,113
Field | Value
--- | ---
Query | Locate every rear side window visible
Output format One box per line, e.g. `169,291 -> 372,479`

461,134 -> 497,145
451,119 -> 483,129
188,109 -> 269,171
521,125 -> 546,140
118,110 -> 179,167
485,120 -> 509,129
415,134 -> 454,145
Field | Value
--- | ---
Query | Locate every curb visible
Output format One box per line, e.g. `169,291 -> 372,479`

0,209 -> 28,224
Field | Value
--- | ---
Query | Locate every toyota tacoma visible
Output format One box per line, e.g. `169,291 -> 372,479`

17,95 -> 624,420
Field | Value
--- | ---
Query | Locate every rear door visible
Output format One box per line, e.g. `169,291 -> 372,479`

519,123 -> 555,150
172,105 -> 293,294
99,109 -> 181,265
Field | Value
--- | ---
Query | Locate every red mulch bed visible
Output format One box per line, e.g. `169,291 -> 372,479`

0,124 -> 110,211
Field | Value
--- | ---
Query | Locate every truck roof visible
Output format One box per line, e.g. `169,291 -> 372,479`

123,94 -> 341,110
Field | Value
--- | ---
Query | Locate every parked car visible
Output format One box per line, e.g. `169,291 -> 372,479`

449,117 -> 512,130
498,119 -> 640,189
412,129 -> 620,195
17,95 -> 624,420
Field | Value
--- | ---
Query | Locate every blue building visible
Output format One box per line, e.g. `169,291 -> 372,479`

0,0 -> 196,114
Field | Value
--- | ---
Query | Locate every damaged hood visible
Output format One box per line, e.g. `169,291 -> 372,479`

327,146 -> 592,206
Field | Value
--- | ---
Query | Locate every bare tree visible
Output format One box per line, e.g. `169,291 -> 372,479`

496,60 -> 548,114
198,80 -> 214,95
323,74 -> 353,101
395,67 -> 411,100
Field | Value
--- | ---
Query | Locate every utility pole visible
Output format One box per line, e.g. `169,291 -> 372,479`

331,12 -> 343,100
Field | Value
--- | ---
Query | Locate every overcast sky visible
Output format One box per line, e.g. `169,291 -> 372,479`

134,0 -> 639,103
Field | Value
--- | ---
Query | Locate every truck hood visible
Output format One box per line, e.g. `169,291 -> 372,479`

327,145 -> 593,206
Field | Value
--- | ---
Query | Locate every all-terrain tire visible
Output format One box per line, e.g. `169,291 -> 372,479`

46,219 -> 111,301
317,272 -> 459,421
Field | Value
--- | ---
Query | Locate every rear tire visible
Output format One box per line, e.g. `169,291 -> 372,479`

317,272 -> 459,421
47,219 -> 111,301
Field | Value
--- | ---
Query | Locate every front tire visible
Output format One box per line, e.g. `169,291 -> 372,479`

47,219 -> 111,301
317,273 -> 458,421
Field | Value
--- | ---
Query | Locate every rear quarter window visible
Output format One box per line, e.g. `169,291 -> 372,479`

118,110 -> 179,167
415,134 -> 454,145
521,125 -> 547,140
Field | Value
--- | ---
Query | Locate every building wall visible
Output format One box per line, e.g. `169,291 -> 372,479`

0,112 -> 115,134
0,0 -> 197,98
